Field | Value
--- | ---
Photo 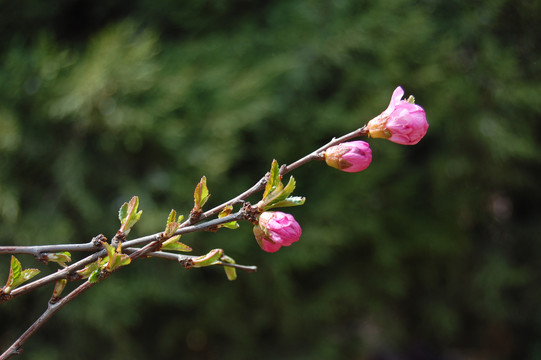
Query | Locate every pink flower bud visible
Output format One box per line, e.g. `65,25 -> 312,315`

253,211 -> 302,253
324,141 -> 372,173
367,86 -> 428,145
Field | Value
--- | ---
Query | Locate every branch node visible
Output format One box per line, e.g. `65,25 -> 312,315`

112,232 -> 125,247
0,290 -> 13,304
241,202 -> 260,224
36,253 -> 49,265
179,258 -> 194,269
91,234 -> 107,246
189,209 -> 202,223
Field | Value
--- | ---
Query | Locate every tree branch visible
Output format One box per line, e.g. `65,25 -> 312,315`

0,123 -> 371,356
0,280 -> 96,360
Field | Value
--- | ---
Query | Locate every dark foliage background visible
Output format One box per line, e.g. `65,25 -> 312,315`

1,0 -> 540,359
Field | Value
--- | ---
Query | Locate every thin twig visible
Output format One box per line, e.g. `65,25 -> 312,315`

5,250 -> 103,301
0,280 -> 96,360
280,126 -> 368,175
0,243 -> 97,256
128,210 -> 247,260
123,249 -> 258,272
2,211 -> 248,301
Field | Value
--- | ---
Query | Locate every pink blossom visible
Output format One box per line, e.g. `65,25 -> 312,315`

367,86 -> 428,145
253,211 -> 302,253
324,141 -> 372,173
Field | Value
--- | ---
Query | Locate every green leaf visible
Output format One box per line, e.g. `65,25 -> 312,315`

281,176 -> 296,198
270,196 -> 306,208
258,160 -> 306,211
88,270 -> 101,283
224,266 -> 237,281
162,235 -> 192,252
102,241 -> 115,260
164,209 -> 184,238
9,255 -> 22,285
77,259 -> 101,280
110,254 -> 132,270
119,202 -> 128,224
218,205 -> 233,217
102,242 -> 131,271
193,176 -> 210,211
261,176 -> 295,208
51,279 -> 67,299
20,269 -> 40,282
2,256 -> 40,293
118,196 -> 143,236
46,251 -> 72,267
220,221 -> 240,230
221,255 -> 237,281
192,249 -> 224,268
259,170 -> 305,211
167,209 -> 177,224
263,160 -> 282,199
217,205 -> 239,230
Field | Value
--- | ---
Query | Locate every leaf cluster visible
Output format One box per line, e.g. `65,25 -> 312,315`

258,160 -> 305,212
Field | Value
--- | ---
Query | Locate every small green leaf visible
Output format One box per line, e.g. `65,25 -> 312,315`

162,235 -> 192,252
102,242 -> 115,260
270,196 -> 306,209
102,242 -> 131,271
164,209 -> 184,238
192,249 -> 224,268
220,221 -> 240,230
193,176 -> 210,211
51,279 -> 67,299
224,267 -> 236,281
281,176 -> 296,198
76,259 -> 101,279
88,270 -> 101,283
111,254 -> 131,270
10,256 -> 22,284
217,205 -> 239,230
263,160 -> 282,199
46,252 -> 71,267
259,160 -> 306,211
119,202 -> 128,224
118,196 -> 143,236
218,205 -> 233,217
259,174 -> 304,211
167,209 -> 177,224
2,256 -> 40,293
221,255 -> 237,281
20,269 -> 40,282
261,176 -> 294,208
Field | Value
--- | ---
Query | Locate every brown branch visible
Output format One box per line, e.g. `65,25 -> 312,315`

0,280 -> 97,360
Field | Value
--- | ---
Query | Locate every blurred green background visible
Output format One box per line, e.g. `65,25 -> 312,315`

1,0 -> 540,359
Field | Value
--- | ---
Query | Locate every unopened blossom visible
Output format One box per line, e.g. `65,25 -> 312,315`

253,211 -> 302,253
324,140 -> 372,173
367,86 -> 428,145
